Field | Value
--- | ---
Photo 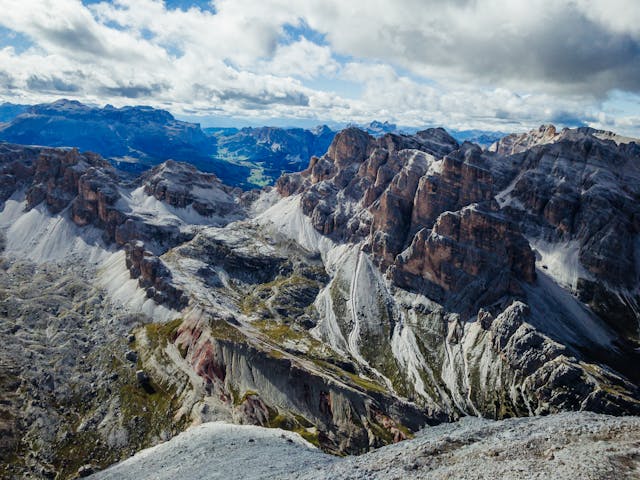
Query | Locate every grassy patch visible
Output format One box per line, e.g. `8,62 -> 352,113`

209,318 -> 245,342
266,408 -> 320,448
254,320 -> 306,343
145,318 -> 183,347
253,320 -> 346,367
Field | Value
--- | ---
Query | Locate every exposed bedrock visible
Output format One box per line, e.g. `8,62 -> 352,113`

125,241 -> 189,310
170,312 -> 439,454
278,129 -> 535,312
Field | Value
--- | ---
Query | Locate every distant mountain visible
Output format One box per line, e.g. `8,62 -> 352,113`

352,123 -> 505,146
0,102 -> 29,123
0,100 -> 338,188
449,129 -> 507,147
0,99 -> 251,186
360,120 -> 400,136
205,124 -> 335,186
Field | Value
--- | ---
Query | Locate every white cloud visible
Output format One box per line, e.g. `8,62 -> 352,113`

0,0 -> 638,135
256,39 -> 338,79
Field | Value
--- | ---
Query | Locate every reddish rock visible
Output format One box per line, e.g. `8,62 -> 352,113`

410,149 -> 494,233
395,204 -> 535,301
278,128 -> 534,310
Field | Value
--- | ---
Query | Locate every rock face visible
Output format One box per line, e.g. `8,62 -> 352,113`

125,241 -> 188,310
142,160 -> 243,218
0,143 -> 245,310
273,124 -> 640,420
278,129 -> 535,312
173,311 -> 430,454
489,126 -> 640,340
0,144 -> 128,243
394,203 -> 535,310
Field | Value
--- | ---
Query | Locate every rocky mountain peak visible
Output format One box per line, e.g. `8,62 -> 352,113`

489,124 -> 559,155
142,160 -> 244,218
326,127 -> 374,167
29,98 -> 90,115
489,123 -> 639,157
415,127 -> 460,155
278,127 -> 535,312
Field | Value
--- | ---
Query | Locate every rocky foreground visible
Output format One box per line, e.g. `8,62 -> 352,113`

90,412 -> 640,480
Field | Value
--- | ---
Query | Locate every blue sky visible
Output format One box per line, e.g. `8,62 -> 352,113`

0,0 -> 639,135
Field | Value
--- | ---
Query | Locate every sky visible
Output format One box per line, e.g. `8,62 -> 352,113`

0,0 -> 639,135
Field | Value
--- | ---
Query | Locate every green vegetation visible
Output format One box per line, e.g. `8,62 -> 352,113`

254,319 -> 307,343
145,318 -> 183,346
215,147 -> 270,187
266,407 -> 320,447
253,319 -> 347,368
209,318 -> 246,342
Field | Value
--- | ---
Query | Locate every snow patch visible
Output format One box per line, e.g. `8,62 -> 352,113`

311,283 -> 348,354
117,186 -> 238,229
495,175 -> 526,209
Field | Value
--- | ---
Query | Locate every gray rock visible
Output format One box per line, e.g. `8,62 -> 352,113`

77,464 -> 98,477
136,370 -> 150,385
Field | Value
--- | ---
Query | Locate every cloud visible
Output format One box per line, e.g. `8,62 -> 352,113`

0,0 -> 638,135
99,82 -> 168,98
298,0 -> 640,96
256,38 -> 338,79
27,75 -> 81,93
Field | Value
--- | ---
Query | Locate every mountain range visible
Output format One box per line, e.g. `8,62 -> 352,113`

0,100 -> 509,190
1,117 -> 639,478
0,103 -> 29,123
0,100 -> 335,189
